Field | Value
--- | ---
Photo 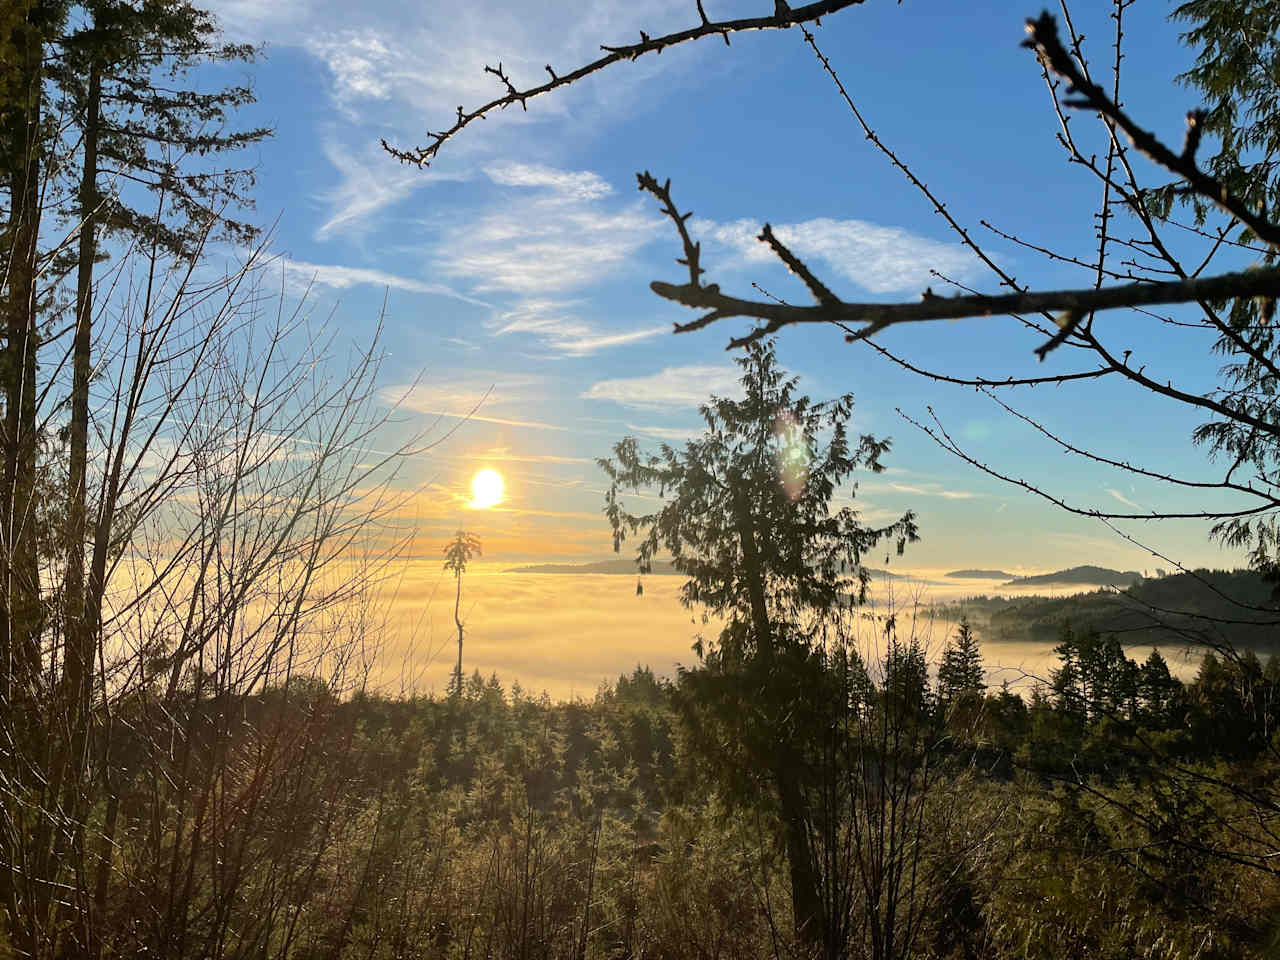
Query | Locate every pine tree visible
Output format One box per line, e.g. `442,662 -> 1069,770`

937,617 -> 985,707
1138,649 -> 1178,726
1051,625 -> 1087,723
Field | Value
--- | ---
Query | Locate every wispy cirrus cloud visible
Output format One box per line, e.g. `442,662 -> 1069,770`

433,192 -> 659,295
213,0 -> 698,151
315,141 -> 465,240
582,364 -> 741,411
888,481 -> 977,500
626,423 -> 700,443
383,378 -> 568,432
268,251 -> 489,306
304,31 -> 395,104
486,163 -> 613,200
1105,487 -> 1143,509
694,216 -> 976,295
477,449 -> 592,465
494,300 -> 666,356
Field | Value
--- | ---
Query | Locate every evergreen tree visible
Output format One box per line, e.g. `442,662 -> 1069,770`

1,8 -> 270,950
599,338 -> 917,950
1051,625 -> 1087,722
884,633 -> 930,718
51,1 -> 270,756
937,617 -> 985,707
1138,649 -> 1178,726
1154,0 -> 1280,588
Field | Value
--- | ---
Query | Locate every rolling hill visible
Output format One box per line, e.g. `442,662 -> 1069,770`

1003,565 -> 1143,588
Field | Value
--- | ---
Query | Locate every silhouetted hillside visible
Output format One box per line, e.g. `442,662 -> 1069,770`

946,569 -> 1014,579
506,559 -> 917,580
1004,565 -> 1143,588
948,569 -> 1280,650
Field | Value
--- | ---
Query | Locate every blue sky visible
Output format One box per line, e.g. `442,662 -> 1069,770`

198,0 -> 1252,574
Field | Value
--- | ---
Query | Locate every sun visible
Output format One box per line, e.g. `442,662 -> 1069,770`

470,468 -> 505,509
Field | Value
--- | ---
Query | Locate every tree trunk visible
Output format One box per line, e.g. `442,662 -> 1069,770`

0,9 -> 46,954
453,572 -> 463,698
61,54 -> 101,954
65,53 -> 98,789
731,483 -> 824,951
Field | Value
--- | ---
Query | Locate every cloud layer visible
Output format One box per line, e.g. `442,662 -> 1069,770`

434,192 -> 659,295
268,251 -> 487,305
583,364 -> 741,411
494,300 -> 667,356
486,163 -> 613,200
695,216 -> 975,294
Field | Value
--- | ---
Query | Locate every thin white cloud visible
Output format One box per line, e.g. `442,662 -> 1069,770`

305,31 -> 394,102
214,0 -> 698,136
494,300 -> 666,356
434,193 -> 660,295
271,253 -> 489,306
582,365 -> 741,411
315,141 -> 464,240
383,378 -> 526,412
410,408 -> 567,432
1105,488 -> 1143,509
888,481 -> 977,500
384,379 -> 567,432
695,216 -> 975,295
626,423 -> 700,442
477,451 -> 592,464
486,163 -> 613,200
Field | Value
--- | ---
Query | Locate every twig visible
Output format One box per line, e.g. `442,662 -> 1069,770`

381,0 -> 869,167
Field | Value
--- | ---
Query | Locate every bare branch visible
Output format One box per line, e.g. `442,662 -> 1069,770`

627,15 -> 1280,359
644,221 -> 1280,348
901,405 -> 1275,523
380,0 -> 869,167
1024,11 -> 1280,249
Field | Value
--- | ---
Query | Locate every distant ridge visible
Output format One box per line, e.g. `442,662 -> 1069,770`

945,569 -> 1014,580
939,568 -> 1278,651
504,559 -> 916,579
504,558 -> 680,575
1004,565 -> 1142,588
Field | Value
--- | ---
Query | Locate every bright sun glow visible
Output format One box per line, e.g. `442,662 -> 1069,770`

470,468 -> 505,509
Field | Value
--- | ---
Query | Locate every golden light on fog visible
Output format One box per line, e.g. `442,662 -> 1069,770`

470,468 -> 505,508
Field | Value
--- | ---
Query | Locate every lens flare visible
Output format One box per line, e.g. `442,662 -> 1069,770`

775,413 -> 811,500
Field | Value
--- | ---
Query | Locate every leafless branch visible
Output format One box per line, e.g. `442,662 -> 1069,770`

622,14 -> 1280,359
900,405 -> 1275,523
380,0 -> 869,167
1024,12 -> 1280,249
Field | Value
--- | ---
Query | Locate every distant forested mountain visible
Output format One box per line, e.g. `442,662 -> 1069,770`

942,569 -> 1280,650
946,569 -> 1014,579
506,558 -> 915,579
1003,565 -> 1143,588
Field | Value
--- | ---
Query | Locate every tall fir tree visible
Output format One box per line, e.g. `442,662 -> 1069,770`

937,617 -> 985,708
